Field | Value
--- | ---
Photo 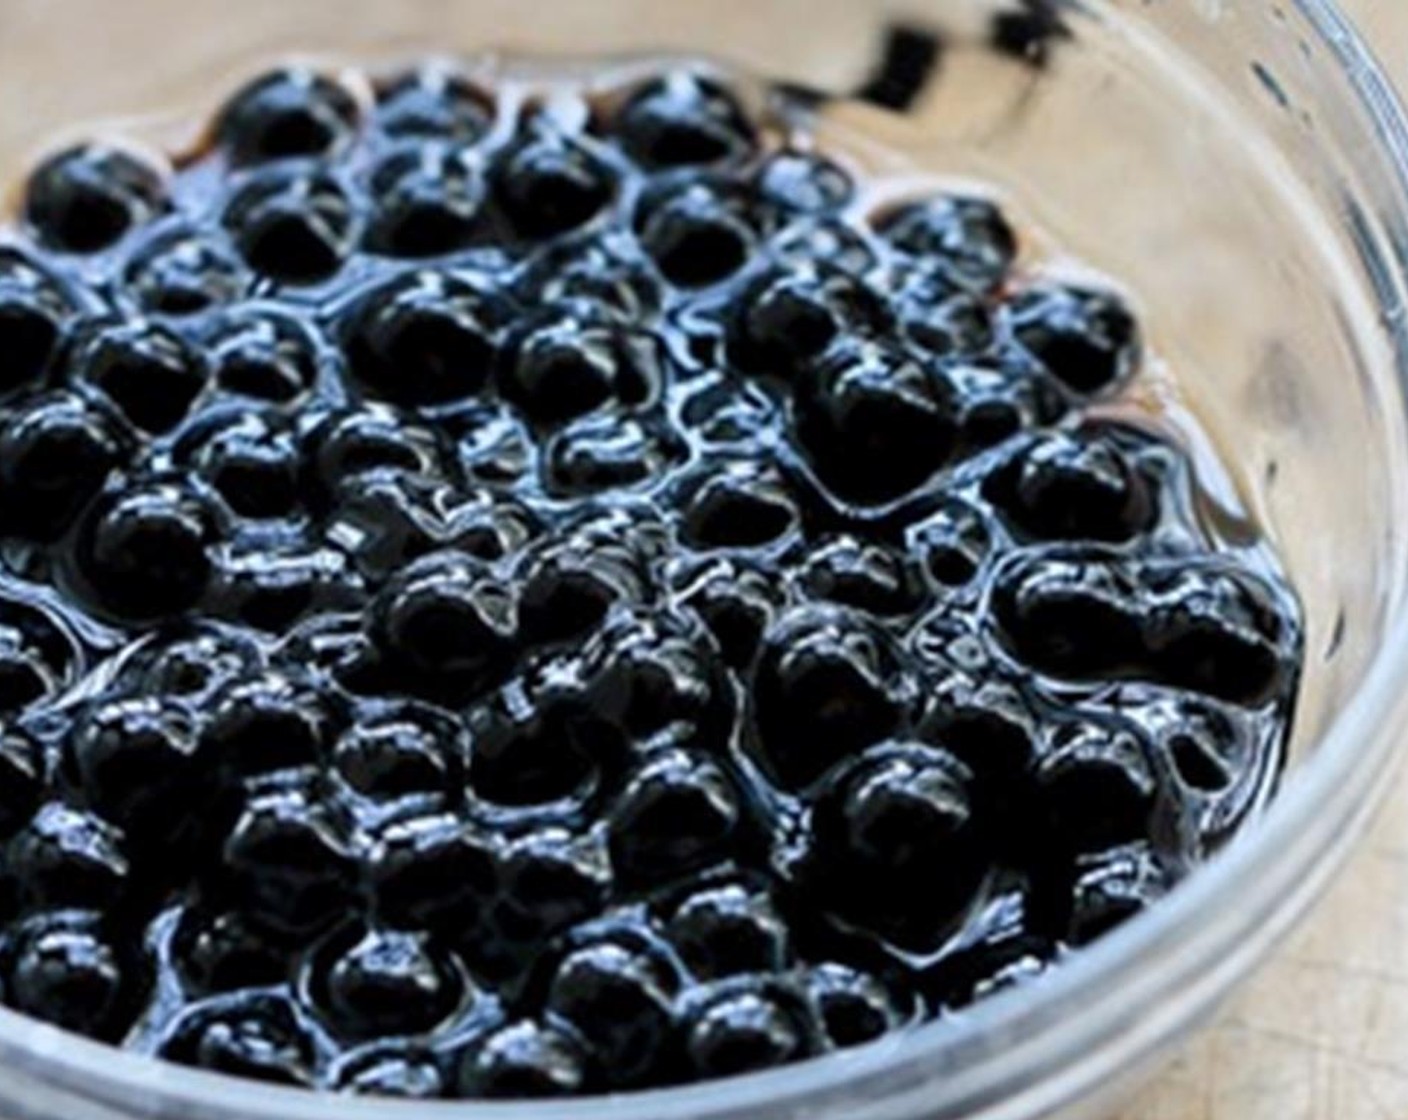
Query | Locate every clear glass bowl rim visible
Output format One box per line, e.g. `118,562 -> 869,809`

0,2 -> 1405,1118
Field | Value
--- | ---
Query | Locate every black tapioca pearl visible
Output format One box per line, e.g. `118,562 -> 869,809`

333,702 -> 464,802
800,535 -> 922,616
875,193 -> 1017,294
545,939 -> 678,1088
216,68 -> 361,166
374,67 -> 494,143
74,319 -> 208,434
309,924 -> 465,1040
341,270 -> 511,407
500,307 -> 660,426
73,481 -> 217,624
544,411 -> 686,496
303,406 -> 446,504
219,777 -> 356,936
225,166 -> 357,285
367,144 -> 485,258
991,551 -> 1147,681
469,698 -> 611,811
1033,721 -> 1160,854
1143,562 -> 1298,708
795,341 -> 957,507
637,178 -> 760,289
810,744 -> 988,951
612,72 -> 757,169
170,906 -> 292,994
159,991 -> 318,1086
372,551 -> 518,696
368,813 -> 500,933
676,556 -> 784,669
331,1042 -> 447,1098
121,224 -> 248,315
517,527 -> 647,647
984,429 -> 1155,544
681,980 -> 819,1079
0,251 -> 77,395
458,1019 -> 588,1099
666,882 -> 790,979
65,696 -> 205,842
756,150 -> 855,215
0,392 -> 128,542
208,307 -> 322,405
1006,282 -> 1141,397
199,670 -> 330,783
497,828 -> 611,943
583,608 -> 731,746
180,410 -> 301,520
805,963 -> 911,1049
493,122 -> 618,241
3,910 -> 145,1041
727,264 -> 892,382
25,145 -> 167,254
681,461 -> 801,551
608,751 -> 740,885
907,499 -> 992,589
751,605 -> 908,790
4,803 -> 132,912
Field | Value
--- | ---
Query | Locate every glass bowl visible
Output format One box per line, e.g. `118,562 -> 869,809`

0,1 -> 1405,1118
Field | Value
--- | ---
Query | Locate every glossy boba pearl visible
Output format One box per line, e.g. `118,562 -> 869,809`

795,341 -> 956,506
683,984 -> 812,1079
985,429 -> 1154,544
374,552 -> 518,690
216,69 -> 361,166
25,145 -> 166,254
4,911 -> 137,1040
546,940 -> 677,1088
160,991 -> 317,1085
0,252 -> 74,395
876,194 -> 1017,294
638,179 -> 757,289
368,144 -> 484,258
751,606 -> 905,790
1007,282 -> 1140,397
1034,722 -> 1159,854
811,743 -> 987,950
497,829 -> 611,941
314,925 -> 463,1039
501,308 -> 657,426
0,392 -> 127,542
460,1020 -> 588,1099
756,150 -> 855,215
667,883 -> 791,979
75,319 -> 208,434
184,412 -> 301,520
225,167 -> 357,284
608,751 -> 740,884
208,308 -> 321,405
494,122 -> 617,240
368,814 -> 499,933
4,803 -> 131,912
333,704 -> 463,801
65,696 -> 203,838
374,69 -> 494,143
121,224 -> 248,316
342,271 -> 510,407
806,963 -> 908,1049
199,670 -> 328,782
74,482 -> 216,623
332,1043 -> 446,1098
613,73 -> 756,169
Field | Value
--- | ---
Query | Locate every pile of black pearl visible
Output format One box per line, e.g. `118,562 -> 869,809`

0,62 -> 1301,1098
